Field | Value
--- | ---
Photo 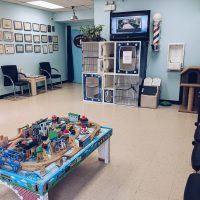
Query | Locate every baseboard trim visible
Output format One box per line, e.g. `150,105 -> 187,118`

0,80 -> 68,99
160,99 -> 180,105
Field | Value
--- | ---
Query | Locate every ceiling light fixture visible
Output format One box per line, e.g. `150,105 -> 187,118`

70,6 -> 78,21
27,1 -> 64,9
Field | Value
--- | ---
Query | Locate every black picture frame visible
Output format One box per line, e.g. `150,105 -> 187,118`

34,45 -> 41,53
52,36 -> 58,43
52,26 -> 55,32
32,23 -> 40,32
25,44 -> 33,53
23,22 -> 32,31
13,21 -> 23,30
40,24 -> 47,33
48,25 -> 51,32
48,35 -> 52,43
53,44 -> 59,51
15,33 -> 23,42
16,44 -> 24,53
33,35 -> 40,43
24,34 -> 32,43
41,35 -> 48,43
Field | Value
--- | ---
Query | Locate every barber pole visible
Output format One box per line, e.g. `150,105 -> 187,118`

152,13 -> 162,51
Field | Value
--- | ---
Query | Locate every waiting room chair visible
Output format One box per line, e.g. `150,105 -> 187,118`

1,65 -> 31,98
39,62 -> 62,89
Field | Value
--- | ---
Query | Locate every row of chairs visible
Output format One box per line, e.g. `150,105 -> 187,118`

184,96 -> 200,200
1,62 -> 62,98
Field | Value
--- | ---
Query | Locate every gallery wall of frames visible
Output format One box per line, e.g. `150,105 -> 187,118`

0,18 -> 59,55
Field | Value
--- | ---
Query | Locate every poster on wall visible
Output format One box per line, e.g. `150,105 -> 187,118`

0,31 -> 3,41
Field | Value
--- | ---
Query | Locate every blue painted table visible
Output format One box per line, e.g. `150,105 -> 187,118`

0,127 -> 112,200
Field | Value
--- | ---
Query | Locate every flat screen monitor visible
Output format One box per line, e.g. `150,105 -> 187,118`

110,10 -> 150,41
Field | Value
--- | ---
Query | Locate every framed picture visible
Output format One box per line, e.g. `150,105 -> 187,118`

4,44 -> 15,54
48,44 -> 53,53
24,34 -> 32,43
52,26 -> 55,32
53,44 -> 59,51
3,31 -> 13,42
40,24 -> 47,33
0,31 -> 3,41
48,35 -> 52,43
16,44 -> 24,53
33,35 -> 40,43
48,25 -> 51,32
34,45 -> 41,53
0,44 -> 4,54
25,44 -> 33,53
15,33 -> 23,42
52,36 -> 58,43
23,22 -> 31,31
0,19 -> 2,28
32,23 -> 40,32
2,18 -> 12,29
42,45 -> 48,54
13,21 -> 23,30
41,35 -> 48,43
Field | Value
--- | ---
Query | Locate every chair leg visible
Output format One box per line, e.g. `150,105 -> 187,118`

50,78 -> 53,89
28,83 -> 31,96
13,85 -> 16,99
60,77 -> 62,87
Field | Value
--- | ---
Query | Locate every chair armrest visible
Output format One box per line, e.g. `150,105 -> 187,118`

40,69 -> 51,78
2,74 -> 14,85
51,68 -> 60,74
18,72 -> 27,78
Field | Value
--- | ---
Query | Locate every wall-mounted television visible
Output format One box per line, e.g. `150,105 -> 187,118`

110,10 -> 150,41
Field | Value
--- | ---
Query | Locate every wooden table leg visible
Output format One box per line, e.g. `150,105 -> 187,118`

188,87 -> 194,112
30,79 -> 37,96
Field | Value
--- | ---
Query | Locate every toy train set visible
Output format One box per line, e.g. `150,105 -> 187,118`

0,113 -> 100,173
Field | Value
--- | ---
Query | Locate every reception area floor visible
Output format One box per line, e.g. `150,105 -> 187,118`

0,83 -> 196,200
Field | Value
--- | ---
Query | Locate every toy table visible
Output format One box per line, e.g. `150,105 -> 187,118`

0,127 -> 112,200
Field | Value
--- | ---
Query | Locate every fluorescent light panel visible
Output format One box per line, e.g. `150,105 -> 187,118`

27,1 -> 64,9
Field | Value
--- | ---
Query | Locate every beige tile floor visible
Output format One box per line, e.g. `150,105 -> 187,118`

0,83 -> 197,200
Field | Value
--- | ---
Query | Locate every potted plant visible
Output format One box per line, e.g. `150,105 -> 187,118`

80,24 -> 104,41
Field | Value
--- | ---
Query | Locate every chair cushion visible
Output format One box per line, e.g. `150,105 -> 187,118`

14,80 -> 29,86
184,173 -> 200,200
191,144 -> 200,171
51,74 -> 61,79
142,86 -> 158,96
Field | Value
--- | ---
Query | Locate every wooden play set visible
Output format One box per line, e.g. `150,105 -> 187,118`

0,113 -> 112,200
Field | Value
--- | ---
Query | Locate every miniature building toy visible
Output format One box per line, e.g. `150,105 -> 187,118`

0,113 -> 112,200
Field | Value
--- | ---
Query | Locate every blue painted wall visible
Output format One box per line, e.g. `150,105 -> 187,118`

0,1 -> 67,95
94,0 -> 200,101
72,29 -> 82,83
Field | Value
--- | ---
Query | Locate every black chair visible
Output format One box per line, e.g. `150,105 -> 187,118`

39,62 -> 62,89
1,65 -> 31,98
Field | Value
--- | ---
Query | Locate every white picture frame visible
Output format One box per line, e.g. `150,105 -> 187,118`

0,44 -> 4,54
0,31 -> 3,41
3,31 -> 13,42
4,44 -> 15,54
2,18 -> 12,29
48,44 -> 53,53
